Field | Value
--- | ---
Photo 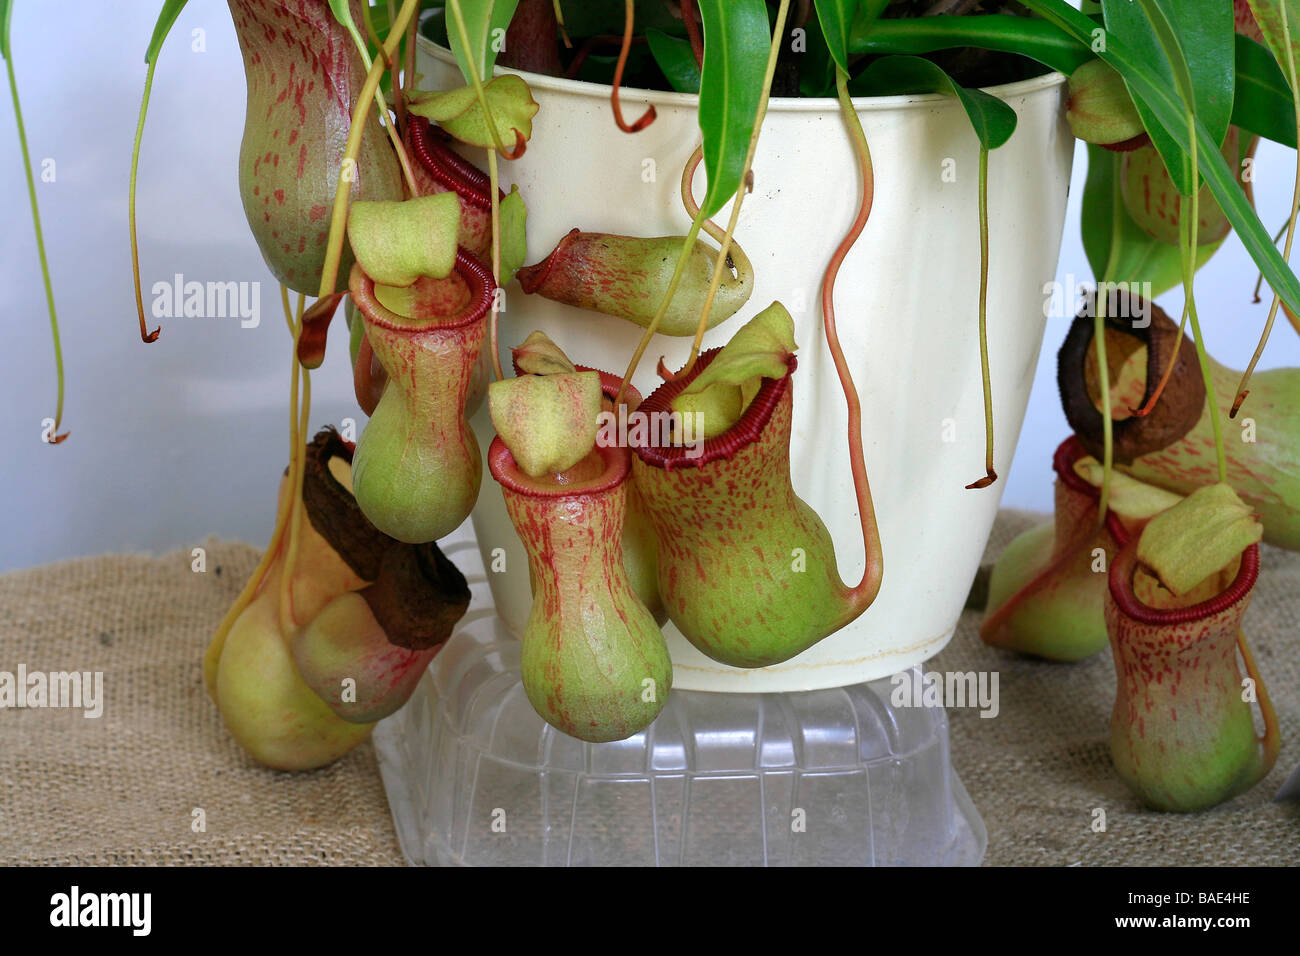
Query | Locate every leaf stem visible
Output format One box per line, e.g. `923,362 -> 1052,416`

1237,629 -> 1281,773
967,145 -> 996,489
316,0 -> 420,302
1234,0 -> 1300,416
445,0 -> 521,156
553,0 -> 571,47
1092,160 -> 1127,526
614,214 -> 706,406
1021,0 -> 1300,321
388,0 -> 406,129
1249,218 -> 1289,305
279,292 -> 311,634
403,0 -> 419,104
202,286 -> 305,694
611,0 -> 655,132
487,146 -> 504,380
681,0 -> 704,70
362,1 -> 385,56
443,0 -> 510,380
1174,106 -> 1228,483
1092,277 -> 1113,522
828,65 -> 884,618
128,56 -> 162,345
675,0 -> 790,379
6,50 -> 68,441
339,5 -> 419,195
1130,297 -> 1189,417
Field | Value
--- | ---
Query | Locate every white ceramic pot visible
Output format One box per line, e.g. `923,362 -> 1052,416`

419,39 -> 1073,692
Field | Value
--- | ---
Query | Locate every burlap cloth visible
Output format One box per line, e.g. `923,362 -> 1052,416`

1,511 -> 1296,866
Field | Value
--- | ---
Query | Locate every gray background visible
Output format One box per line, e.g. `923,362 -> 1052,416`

2,0 -> 1298,572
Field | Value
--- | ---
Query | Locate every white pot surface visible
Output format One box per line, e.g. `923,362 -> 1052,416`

419,39 -> 1073,692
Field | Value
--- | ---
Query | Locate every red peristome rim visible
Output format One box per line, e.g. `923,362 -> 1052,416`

1055,434 -> 1132,548
516,228 -> 578,295
633,348 -> 796,471
1105,511 -> 1131,548
1053,435 -> 1095,498
1109,537 -> 1260,626
407,116 -> 498,209
488,434 -> 630,499
348,251 -> 492,334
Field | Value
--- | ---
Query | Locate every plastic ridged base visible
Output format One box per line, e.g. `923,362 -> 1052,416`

375,611 -> 986,867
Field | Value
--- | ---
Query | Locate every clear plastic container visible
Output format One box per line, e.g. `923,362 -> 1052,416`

374,611 -> 986,867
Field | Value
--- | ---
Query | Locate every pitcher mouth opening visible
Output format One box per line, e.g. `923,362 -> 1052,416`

348,251 -> 493,334
633,348 -> 796,471
514,227 -> 573,296
1109,538 -> 1260,626
489,435 -> 630,499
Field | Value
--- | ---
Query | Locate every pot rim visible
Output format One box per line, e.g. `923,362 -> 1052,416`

418,36 -> 1066,113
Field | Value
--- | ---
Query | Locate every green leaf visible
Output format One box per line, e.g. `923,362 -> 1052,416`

499,185 -> 528,278
1102,0 -> 1235,196
144,1 -> 190,64
446,0 -> 521,85
1081,144 -> 1222,293
1,0 -> 12,61
848,14 -> 1097,76
1234,33 -> 1297,146
407,74 -> 539,149
798,12 -> 837,98
488,371 -> 603,477
697,0 -> 770,219
855,5 -> 1283,140
1136,483 -> 1262,596
851,55 -> 1017,150
1020,0 -> 1300,321
673,302 -> 796,437
347,193 -> 461,287
646,28 -> 700,94
814,0 -> 881,74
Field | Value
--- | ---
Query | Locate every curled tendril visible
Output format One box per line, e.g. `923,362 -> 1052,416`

6,43 -> 70,440
653,145 -> 741,383
965,147 -> 996,490
824,65 -> 884,612
611,0 -> 656,133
